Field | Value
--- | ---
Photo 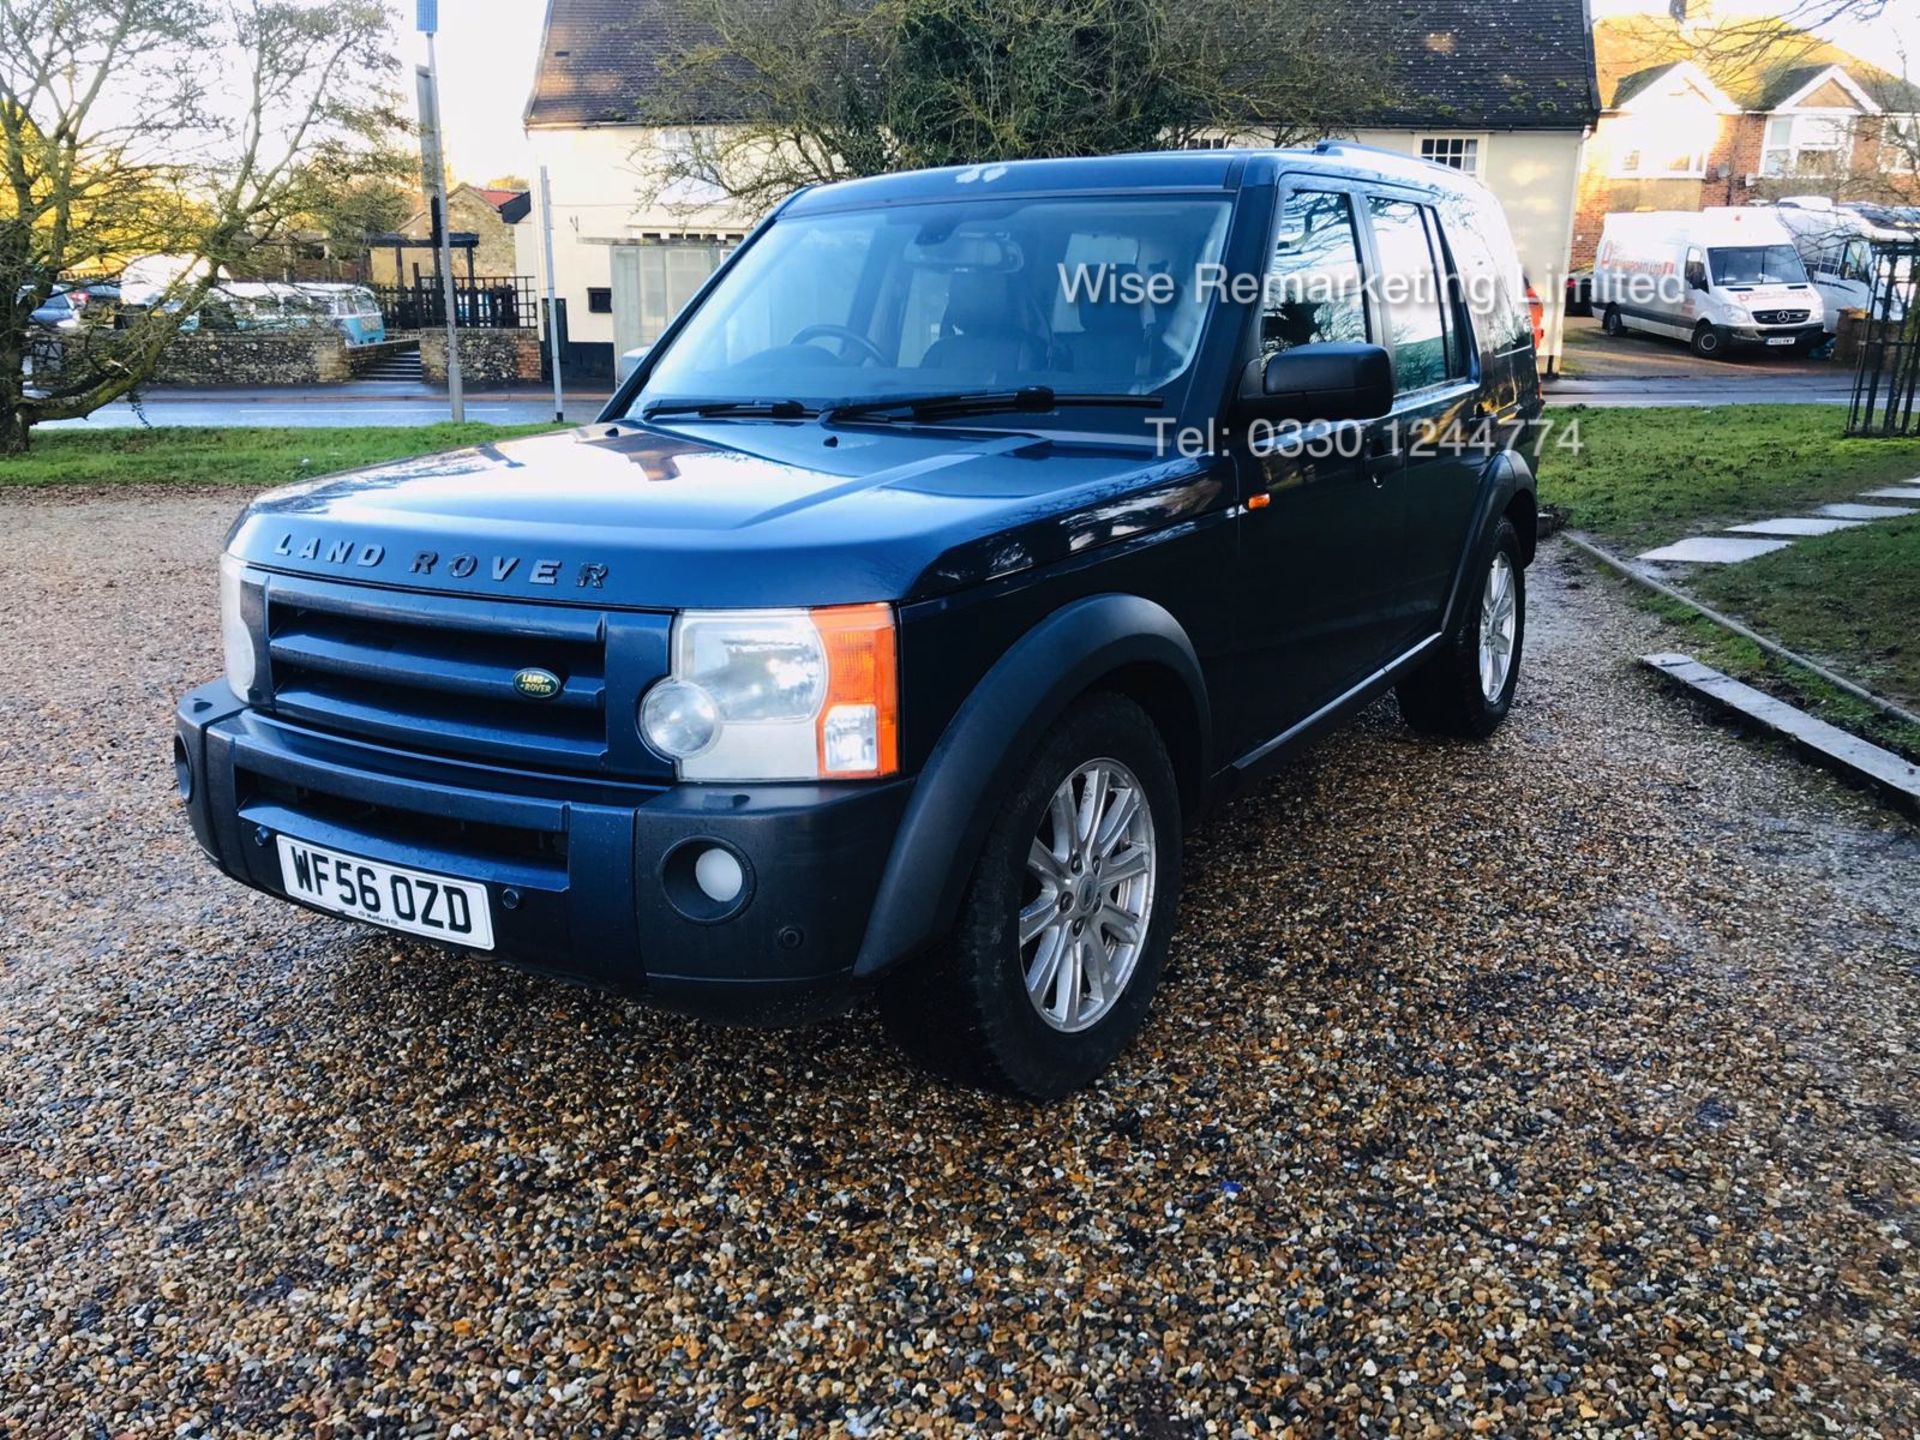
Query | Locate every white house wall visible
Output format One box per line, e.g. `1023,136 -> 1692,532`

520,124 -> 756,349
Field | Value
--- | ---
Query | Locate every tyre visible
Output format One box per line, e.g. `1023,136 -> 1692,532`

880,692 -> 1181,1099
1601,304 -> 1625,337
1395,516 -> 1525,739
1691,322 -> 1727,358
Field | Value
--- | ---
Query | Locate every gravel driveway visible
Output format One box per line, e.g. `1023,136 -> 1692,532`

3,487 -> 1917,1439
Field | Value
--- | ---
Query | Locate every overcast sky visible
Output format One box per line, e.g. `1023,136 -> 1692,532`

409,0 -> 1920,188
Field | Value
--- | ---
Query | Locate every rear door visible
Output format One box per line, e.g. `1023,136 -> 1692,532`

1359,193 -> 1483,640
1228,182 -> 1405,757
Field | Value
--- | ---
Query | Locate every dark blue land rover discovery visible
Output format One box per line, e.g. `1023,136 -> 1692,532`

176,145 -> 1543,1097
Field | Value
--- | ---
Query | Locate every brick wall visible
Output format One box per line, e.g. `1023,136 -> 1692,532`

1569,112 -> 1768,267
418,329 -> 542,386
48,330 -> 351,386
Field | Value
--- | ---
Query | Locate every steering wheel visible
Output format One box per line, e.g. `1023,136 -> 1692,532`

791,324 -> 888,366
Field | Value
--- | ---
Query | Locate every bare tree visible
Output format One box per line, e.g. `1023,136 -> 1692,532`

640,0 -> 1393,215
0,0 -> 397,453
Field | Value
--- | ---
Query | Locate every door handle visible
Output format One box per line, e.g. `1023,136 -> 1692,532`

1366,427 -> 1398,487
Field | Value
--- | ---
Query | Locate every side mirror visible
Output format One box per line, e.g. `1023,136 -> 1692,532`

1244,342 -> 1395,425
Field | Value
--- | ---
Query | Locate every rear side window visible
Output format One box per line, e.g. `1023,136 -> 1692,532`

1366,197 -> 1469,392
1438,192 -> 1529,354
1260,190 -> 1370,355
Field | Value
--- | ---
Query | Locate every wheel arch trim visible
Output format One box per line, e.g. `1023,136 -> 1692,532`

852,594 -> 1210,978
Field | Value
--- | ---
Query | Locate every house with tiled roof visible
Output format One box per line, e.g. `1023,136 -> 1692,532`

1570,10 -> 1920,264
517,0 -> 1597,374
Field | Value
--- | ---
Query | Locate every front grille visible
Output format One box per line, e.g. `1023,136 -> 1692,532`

1753,309 -> 1809,325
264,575 -> 615,773
241,769 -> 569,868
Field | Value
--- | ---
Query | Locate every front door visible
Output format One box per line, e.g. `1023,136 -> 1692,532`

1229,184 -> 1403,759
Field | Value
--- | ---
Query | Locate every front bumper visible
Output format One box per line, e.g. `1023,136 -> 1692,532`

1727,322 -> 1824,347
174,682 -> 911,1024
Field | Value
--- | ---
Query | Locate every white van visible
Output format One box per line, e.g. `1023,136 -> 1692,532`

1593,210 -> 1825,357
1740,199 -> 1906,332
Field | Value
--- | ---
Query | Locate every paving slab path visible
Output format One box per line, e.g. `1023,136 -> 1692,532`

2,489 -> 1918,1438
1635,476 -> 1920,569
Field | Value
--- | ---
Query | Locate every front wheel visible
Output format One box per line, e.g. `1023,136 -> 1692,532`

880,693 -> 1181,1099
1601,304 -> 1626,337
1691,322 -> 1727,358
1395,516 -> 1525,739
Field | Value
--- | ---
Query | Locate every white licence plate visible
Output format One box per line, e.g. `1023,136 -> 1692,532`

1766,337 -> 1796,346
276,837 -> 495,950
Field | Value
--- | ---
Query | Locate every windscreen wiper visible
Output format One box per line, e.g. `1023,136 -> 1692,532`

823,386 -> 1163,425
640,398 -> 818,421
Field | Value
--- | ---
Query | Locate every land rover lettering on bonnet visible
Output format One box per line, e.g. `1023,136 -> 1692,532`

268,531 -> 611,588
175,144 -> 1543,1098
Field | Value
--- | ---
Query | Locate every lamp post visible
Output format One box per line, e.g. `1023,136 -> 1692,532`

539,164 -> 565,423
416,0 -> 464,421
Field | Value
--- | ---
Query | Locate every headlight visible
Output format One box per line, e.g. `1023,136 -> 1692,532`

640,605 -> 898,781
220,553 -> 256,700
1725,305 -> 1751,322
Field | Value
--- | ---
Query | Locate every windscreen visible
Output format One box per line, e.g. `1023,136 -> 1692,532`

634,196 -> 1234,414
1709,244 -> 1807,285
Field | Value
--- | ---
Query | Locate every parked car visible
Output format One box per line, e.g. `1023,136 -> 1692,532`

21,282 -> 111,331
290,282 -> 387,346
1593,210 -> 1825,356
174,144 -> 1544,1097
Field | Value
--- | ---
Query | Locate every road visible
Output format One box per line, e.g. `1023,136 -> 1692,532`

37,381 -> 614,429
1547,313 -> 1854,407
2,487 -> 1917,1437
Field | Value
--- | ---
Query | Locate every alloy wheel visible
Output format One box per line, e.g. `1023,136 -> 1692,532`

1019,758 -> 1157,1033
1479,551 -> 1517,703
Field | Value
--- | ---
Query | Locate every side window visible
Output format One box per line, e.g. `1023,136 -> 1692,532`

1420,207 -> 1472,381
1260,190 -> 1370,356
1366,197 -> 1457,392
1684,247 -> 1708,291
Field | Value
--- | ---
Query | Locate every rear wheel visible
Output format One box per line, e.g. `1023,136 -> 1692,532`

1395,516 -> 1525,739
880,693 -> 1181,1099
1602,304 -> 1626,337
1691,321 -> 1727,358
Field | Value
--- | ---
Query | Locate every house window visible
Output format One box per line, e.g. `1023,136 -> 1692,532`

1418,136 -> 1481,175
1883,114 -> 1919,171
1614,141 -> 1708,177
1611,117 -> 1708,178
1762,113 -> 1855,176
586,287 -> 612,314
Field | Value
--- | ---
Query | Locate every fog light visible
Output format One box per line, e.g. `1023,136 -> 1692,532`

693,846 -> 744,903
659,838 -> 754,922
172,736 -> 193,802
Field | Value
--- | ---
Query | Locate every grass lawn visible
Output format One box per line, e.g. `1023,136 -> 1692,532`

0,424 -> 563,488
1541,404 -> 1920,553
1543,403 -> 1920,757
1688,512 -> 1920,715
